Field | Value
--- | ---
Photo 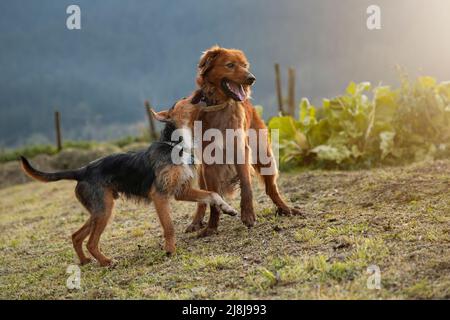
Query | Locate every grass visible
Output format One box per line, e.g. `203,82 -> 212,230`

0,144 -> 59,163
0,136 -> 150,163
0,141 -> 104,163
0,159 -> 449,299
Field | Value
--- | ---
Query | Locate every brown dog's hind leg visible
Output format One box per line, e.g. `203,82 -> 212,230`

262,173 -> 304,216
150,188 -> 176,255
251,111 -> 304,217
185,169 -> 207,233
252,157 -> 304,216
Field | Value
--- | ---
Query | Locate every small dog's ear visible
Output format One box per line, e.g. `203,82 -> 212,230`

198,46 -> 221,76
151,109 -> 170,122
191,90 -> 203,104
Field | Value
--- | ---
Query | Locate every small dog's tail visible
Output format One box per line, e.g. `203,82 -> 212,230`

20,156 -> 82,182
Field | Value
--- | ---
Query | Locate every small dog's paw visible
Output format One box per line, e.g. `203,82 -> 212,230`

212,194 -> 238,217
219,204 -> 238,217
185,221 -> 205,233
197,227 -> 218,238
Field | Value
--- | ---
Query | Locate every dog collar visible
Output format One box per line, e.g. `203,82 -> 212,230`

197,101 -> 229,112
161,141 -> 196,165
192,89 -> 232,112
162,141 -> 179,148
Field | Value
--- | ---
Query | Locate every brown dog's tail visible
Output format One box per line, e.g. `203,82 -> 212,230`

20,156 -> 82,182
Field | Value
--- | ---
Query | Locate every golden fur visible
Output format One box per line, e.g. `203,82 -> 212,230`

186,46 -> 304,236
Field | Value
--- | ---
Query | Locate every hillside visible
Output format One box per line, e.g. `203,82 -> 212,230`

0,159 -> 448,299
2,0 -> 450,147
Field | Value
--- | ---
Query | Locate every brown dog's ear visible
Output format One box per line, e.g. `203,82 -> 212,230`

190,90 -> 203,104
198,45 -> 221,76
151,109 -> 170,122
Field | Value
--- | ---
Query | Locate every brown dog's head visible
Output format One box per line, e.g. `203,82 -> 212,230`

196,46 -> 255,102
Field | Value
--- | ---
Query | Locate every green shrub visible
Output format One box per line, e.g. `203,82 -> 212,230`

268,74 -> 450,169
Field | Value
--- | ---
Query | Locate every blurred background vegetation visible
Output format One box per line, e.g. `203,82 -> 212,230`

268,72 -> 450,169
1,0 -> 450,148
1,1 -> 449,299
2,72 -> 449,173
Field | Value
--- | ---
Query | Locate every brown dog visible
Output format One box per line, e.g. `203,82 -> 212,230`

20,97 -> 238,266
186,46 -> 303,237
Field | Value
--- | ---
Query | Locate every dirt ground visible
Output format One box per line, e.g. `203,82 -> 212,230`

0,159 -> 449,299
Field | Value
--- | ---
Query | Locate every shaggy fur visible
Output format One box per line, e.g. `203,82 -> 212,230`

186,46 -> 304,237
21,125 -> 180,199
20,97 -> 238,266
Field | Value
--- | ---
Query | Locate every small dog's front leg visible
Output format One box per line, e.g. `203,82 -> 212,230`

209,192 -> 238,216
175,188 -> 238,216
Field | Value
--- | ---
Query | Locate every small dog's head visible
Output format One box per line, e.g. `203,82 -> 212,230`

197,46 -> 255,102
151,96 -> 199,130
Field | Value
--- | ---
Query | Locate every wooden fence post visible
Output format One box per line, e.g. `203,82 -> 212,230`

288,67 -> 296,118
54,110 -> 62,151
274,63 -> 284,115
144,100 -> 158,141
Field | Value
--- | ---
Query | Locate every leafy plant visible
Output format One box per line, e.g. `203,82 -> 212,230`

268,74 -> 450,169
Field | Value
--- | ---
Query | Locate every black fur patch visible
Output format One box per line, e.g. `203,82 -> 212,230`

78,123 -> 181,199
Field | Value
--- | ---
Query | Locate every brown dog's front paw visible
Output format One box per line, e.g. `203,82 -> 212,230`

79,257 -> 92,266
197,227 -> 218,238
185,221 -> 205,233
290,207 -> 306,217
164,243 -> 176,255
241,212 -> 256,228
165,250 -> 175,257
276,206 -> 306,217
276,206 -> 291,216
99,258 -> 112,267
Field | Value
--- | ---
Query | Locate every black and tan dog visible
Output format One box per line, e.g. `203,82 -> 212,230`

20,96 -> 237,266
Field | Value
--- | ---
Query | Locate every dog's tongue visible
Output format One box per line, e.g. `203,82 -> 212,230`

229,82 -> 246,101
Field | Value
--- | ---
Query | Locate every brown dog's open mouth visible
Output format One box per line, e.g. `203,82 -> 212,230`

221,79 -> 246,101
